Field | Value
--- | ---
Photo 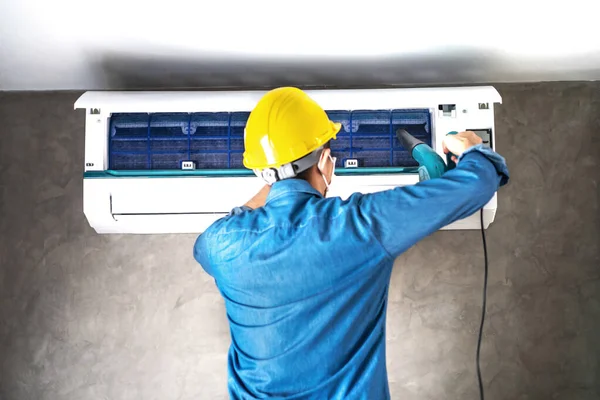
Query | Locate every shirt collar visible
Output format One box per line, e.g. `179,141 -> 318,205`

266,179 -> 322,204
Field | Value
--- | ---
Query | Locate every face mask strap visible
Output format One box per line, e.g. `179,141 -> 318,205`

320,154 -> 336,190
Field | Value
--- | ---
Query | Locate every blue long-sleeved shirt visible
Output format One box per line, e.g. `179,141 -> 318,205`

194,146 -> 509,399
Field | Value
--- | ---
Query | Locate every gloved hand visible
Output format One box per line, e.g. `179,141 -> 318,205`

443,131 -> 483,163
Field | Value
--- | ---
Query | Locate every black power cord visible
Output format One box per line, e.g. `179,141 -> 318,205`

476,209 -> 488,400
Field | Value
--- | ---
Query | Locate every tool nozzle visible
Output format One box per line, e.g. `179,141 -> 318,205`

396,129 -> 424,152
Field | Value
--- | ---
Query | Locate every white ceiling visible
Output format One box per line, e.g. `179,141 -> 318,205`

1,0 -> 599,90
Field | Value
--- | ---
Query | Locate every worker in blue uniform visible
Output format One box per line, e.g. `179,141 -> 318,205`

194,87 -> 509,399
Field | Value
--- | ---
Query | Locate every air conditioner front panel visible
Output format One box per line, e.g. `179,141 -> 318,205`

109,177 -> 264,214
83,174 -> 495,234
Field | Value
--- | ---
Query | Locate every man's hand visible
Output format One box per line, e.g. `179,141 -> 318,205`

443,131 -> 483,164
244,185 -> 271,210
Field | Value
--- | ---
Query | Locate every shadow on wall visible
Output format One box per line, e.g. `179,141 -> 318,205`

93,47 -> 513,90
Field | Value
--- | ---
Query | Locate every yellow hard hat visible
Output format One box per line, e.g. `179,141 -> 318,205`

243,87 -> 341,170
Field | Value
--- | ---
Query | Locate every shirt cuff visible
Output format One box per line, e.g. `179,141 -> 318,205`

460,144 -> 510,186
228,206 -> 253,216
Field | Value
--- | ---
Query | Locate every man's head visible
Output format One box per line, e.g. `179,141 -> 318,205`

243,87 -> 340,196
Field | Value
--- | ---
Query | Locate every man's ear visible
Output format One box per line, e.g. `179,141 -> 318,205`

317,148 -> 331,172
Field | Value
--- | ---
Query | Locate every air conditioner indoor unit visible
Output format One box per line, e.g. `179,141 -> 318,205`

75,87 -> 502,234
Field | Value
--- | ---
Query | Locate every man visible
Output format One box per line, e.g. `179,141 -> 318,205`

194,87 -> 509,399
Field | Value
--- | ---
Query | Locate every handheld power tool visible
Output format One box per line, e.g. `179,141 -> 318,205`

396,129 -> 454,181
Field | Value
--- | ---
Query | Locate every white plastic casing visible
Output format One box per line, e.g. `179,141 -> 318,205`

75,87 -> 502,234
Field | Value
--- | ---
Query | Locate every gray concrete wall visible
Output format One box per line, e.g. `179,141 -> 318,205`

0,83 -> 598,400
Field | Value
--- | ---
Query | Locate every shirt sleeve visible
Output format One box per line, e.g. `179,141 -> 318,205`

357,145 -> 509,258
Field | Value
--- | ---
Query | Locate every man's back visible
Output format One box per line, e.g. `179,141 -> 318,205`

194,148 -> 509,399
195,180 -> 393,399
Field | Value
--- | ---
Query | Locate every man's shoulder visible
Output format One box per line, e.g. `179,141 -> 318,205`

193,207 -> 256,273
197,206 -> 260,245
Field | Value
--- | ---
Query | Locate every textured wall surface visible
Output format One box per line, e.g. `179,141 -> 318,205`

0,83 -> 598,400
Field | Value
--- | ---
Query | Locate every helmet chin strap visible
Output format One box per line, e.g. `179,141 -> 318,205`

255,148 -> 324,185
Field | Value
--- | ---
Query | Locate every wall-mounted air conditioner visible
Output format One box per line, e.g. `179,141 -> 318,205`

75,87 -> 501,234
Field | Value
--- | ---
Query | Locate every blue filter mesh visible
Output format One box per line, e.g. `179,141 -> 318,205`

108,109 -> 431,170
